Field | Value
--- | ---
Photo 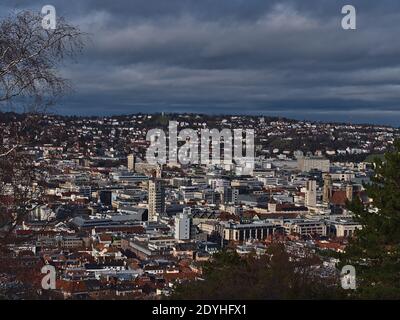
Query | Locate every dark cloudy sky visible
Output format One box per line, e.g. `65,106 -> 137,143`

2,1 -> 400,125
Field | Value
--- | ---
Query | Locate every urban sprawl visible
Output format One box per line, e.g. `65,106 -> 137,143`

0,112 -> 399,299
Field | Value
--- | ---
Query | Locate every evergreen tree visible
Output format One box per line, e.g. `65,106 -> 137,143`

342,140 -> 400,298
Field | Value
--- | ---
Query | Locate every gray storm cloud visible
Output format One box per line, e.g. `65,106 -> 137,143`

1,0 -> 400,125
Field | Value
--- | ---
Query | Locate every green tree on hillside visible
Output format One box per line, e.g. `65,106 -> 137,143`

341,140 -> 400,299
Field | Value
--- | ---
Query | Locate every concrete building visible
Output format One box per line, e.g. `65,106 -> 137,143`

60,236 -> 84,249
220,187 -> 239,205
346,184 -> 353,202
174,208 -> 192,241
156,165 -> 162,178
148,179 -> 165,221
209,178 -> 230,190
283,219 -> 326,236
305,180 -> 317,207
298,156 -> 330,173
327,219 -> 362,237
323,174 -> 333,204
218,221 -> 281,242
127,154 -> 135,172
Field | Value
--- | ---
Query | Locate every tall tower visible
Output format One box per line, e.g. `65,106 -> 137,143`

148,179 -> 165,221
127,154 -> 135,172
346,184 -> 353,202
323,174 -> 332,204
174,208 -> 192,240
268,198 -> 277,213
156,164 -> 163,179
305,180 -> 317,207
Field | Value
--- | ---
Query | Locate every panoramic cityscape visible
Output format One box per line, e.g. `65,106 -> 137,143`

0,112 -> 399,300
1,0 -> 400,308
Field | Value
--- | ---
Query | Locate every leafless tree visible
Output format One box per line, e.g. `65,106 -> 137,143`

0,10 -> 85,249
0,10 -> 84,110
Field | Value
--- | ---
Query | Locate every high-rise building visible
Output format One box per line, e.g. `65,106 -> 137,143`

323,174 -> 332,204
127,154 -> 135,172
346,184 -> 353,202
305,180 -> 317,207
220,187 -> 239,205
174,208 -> 192,240
148,179 -> 165,221
156,165 -> 162,178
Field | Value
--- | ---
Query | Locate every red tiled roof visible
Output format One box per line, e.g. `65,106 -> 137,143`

15,230 -> 34,236
57,280 -> 87,293
331,191 -> 347,206
315,241 -> 346,251
219,212 -> 240,221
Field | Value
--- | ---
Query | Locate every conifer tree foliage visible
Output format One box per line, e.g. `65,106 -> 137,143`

342,140 -> 400,299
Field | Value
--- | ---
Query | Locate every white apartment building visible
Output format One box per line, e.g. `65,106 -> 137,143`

174,208 -> 192,240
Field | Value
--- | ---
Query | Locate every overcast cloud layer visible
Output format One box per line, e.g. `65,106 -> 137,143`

2,0 -> 400,125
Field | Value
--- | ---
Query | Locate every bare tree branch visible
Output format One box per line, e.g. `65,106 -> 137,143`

0,10 -> 85,112
0,10 -> 85,247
